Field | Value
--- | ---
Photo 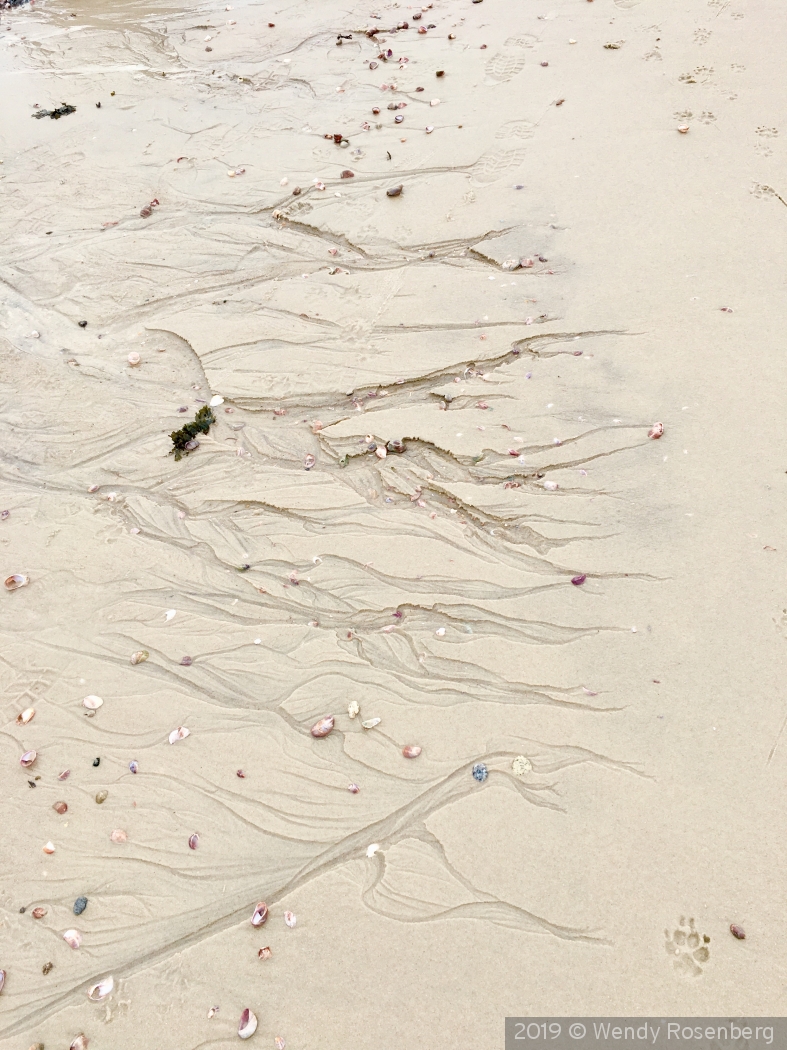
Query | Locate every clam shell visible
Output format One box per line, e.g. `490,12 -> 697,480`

63,928 -> 82,949
127,352 -> 141,366
275,1038 -> 286,1050
88,975 -> 114,1001
20,750 -> 37,767
347,700 -> 360,719
188,833 -> 199,850
58,769 -> 71,780
110,829 -> 128,843
512,755 -> 533,776
32,907 -> 47,919
284,910 -> 297,928
648,421 -> 664,439
16,707 -> 35,725
82,695 -> 103,710
0,969 -> 4,992
361,717 -> 381,729
4,574 -> 29,591
70,1035 -> 89,1050
130,650 -> 149,665
129,761 -> 139,773
168,725 -> 190,744
402,745 -> 422,759
43,841 -> 55,854
53,801 -> 68,815
251,902 -> 269,927
258,946 -> 272,959
310,715 -> 334,738
238,1008 -> 258,1039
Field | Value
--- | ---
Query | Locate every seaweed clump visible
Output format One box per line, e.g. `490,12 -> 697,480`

169,405 -> 215,461
32,104 -> 77,120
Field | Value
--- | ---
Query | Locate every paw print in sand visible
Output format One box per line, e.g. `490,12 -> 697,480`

665,917 -> 710,976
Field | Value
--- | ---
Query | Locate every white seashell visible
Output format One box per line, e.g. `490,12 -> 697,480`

275,1038 -> 286,1050
82,695 -> 103,710
43,842 -> 55,854
366,843 -> 380,857
348,700 -> 360,719
512,755 -> 533,776
238,1008 -> 258,1039
70,1034 -> 89,1050
284,910 -> 297,928
17,707 -> 35,725
315,181 -> 326,191
5,574 -> 29,591
542,480 -> 559,491
209,395 -> 224,407
430,98 -> 440,106
127,352 -> 141,367
20,750 -> 37,767
435,627 -> 446,636
110,829 -> 128,843
169,726 -> 190,744
63,929 -> 82,949
425,125 -> 434,133
31,330 -> 40,338
87,975 -> 114,1001
361,717 -> 381,729
280,177 -> 289,186
165,609 -> 176,621
130,650 -> 149,665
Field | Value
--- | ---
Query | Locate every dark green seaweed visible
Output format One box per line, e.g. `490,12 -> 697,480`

169,405 -> 215,461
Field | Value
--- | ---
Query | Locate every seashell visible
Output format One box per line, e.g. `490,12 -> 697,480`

315,181 -> 326,191
348,783 -> 360,793
238,1008 -> 258,1039
165,609 -> 176,621
348,700 -> 360,719
275,1038 -> 286,1050
251,902 -> 268,926
188,833 -> 199,850
208,1006 -> 219,1018
53,801 -> 68,815
571,574 -> 587,586
20,750 -> 37,768
87,975 -> 113,1001
375,445 -> 387,459
130,650 -> 149,665
542,480 -> 559,491
42,961 -> 53,975
340,169 -> 354,178
168,726 -> 190,744
284,910 -> 297,928
280,177 -> 289,186
730,923 -> 746,939
303,453 -> 316,470
129,761 -> 139,773
502,258 -> 521,271
140,205 -> 152,218
110,829 -> 128,843
73,896 -> 88,915
0,969 -> 4,993
127,352 -> 141,366
361,717 -> 381,729
58,769 -> 71,780
5,574 -> 29,591
677,125 -> 690,134
43,841 -> 55,854
95,790 -> 108,804
70,1036 -> 89,1050
88,484 -> 100,492
648,422 -> 664,439
310,715 -> 334,738
258,946 -> 272,959
402,745 -> 422,759
83,695 -> 103,710
366,843 -> 380,857
32,907 -> 47,919
472,762 -> 488,783
17,707 -> 35,725
311,419 -> 323,433
435,627 -> 446,637
394,114 -> 404,123
209,395 -> 224,407
63,928 -> 82,949
430,98 -> 440,106
425,125 -> 435,134
512,755 -> 532,776
386,184 -> 403,197
180,655 -> 193,666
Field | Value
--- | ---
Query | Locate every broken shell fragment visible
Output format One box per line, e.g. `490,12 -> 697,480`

386,184 -> 403,197
63,929 -> 83,949
53,801 -> 68,815
303,454 -> 316,470
5,574 -> 29,591
43,841 -> 56,854
284,911 -> 297,928
730,923 -> 746,939
129,761 -> 139,773
83,695 -> 104,710
258,946 -> 272,959
238,1008 -> 258,1039
70,1036 -> 89,1050
168,725 -> 190,744
0,970 -> 4,993
571,574 -> 587,586
512,755 -> 533,776
402,745 -> 422,759
110,829 -> 128,843
20,750 -> 37,768
130,650 -> 149,665
95,790 -> 108,804
58,769 -> 71,780
16,708 -> 35,725
275,1038 -> 286,1050
127,352 -> 141,367
361,717 -> 381,729
188,833 -> 200,850
648,422 -> 664,439
32,907 -> 47,919
348,783 -> 360,793
310,715 -> 334,738
348,700 -> 360,719
251,901 -> 269,926
88,975 -> 114,1001
502,258 -> 521,271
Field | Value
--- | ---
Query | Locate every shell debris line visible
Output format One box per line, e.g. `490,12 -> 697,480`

1,0 -> 771,1041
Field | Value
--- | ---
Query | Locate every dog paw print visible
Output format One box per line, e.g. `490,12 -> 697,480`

674,110 -> 693,122
665,917 -> 710,977
694,28 -> 711,44
679,65 -> 714,84
643,49 -> 662,61
707,0 -> 729,10
756,126 -> 779,138
698,111 -> 716,124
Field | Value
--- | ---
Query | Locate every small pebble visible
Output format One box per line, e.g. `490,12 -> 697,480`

92,757 -> 100,767
129,761 -> 139,773
95,790 -> 108,804
73,896 -> 88,915
472,762 -> 488,782
730,924 -> 746,940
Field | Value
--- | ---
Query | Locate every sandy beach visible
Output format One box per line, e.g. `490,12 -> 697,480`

1,0 -> 786,1045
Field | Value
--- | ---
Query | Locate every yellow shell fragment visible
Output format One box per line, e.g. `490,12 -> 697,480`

348,700 -> 360,719
512,755 -> 532,776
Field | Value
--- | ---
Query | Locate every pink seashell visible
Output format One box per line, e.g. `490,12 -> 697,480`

0,969 -> 4,993
82,695 -> 103,710
188,833 -> 199,850
110,829 -> 128,844
20,750 -> 37,768
648,422 -> 664,439
168,726 -> 190,744
16,707 -> 35,725
310,715 -> 334,738
87,975 -> 113,1001
70,1034 -> 89,1050
58,769 -> 71,780
402,745 -> 422,759
571,574 -> 587,586
43,841 -> 55,855
127,352 -> 141,367
303,453 -> 316,470
32,907 -> 47,919
238,1008 -> 258,1039
53,801 -> 68,815
5,574 -> 29,591
63,929 -> 82,949
275,1038 -> 286,1050
284,911 -> 297,928
258,946 -> 272,959
348,783 -> 360,793
251,902 -> 268,926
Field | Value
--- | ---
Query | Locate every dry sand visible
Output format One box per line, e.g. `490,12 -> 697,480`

1,0 -> 786,1044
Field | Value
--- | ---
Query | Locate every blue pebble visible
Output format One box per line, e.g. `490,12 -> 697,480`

73,896 -> 88,915
472,763 -> 488,783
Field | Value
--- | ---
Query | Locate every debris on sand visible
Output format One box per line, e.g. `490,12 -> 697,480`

170,405 -> 215,460
32,104 -> 76,120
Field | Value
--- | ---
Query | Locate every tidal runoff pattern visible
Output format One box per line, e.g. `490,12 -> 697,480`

1,0 -> 660,1044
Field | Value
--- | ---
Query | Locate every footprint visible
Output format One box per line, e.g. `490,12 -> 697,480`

707,0 -> 729,10
756,126 -> 779,138
505,34 -> 538,49
674,110 -> 693,122
643,49 -> 662,61
495,119 -> 537,141
698,111 -> 716,124
613,0 -> 645,8
694,28 -> 712,44
484,50 -> 526,84
471,147 -> 527,185
664,917 -> 710,977
679,65 -> 714,84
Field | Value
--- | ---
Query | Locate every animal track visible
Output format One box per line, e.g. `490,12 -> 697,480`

756,126 -> 779,138
698,111 -> 716,124
665,917 -> 710,977
679,66 -> 714,84
484,50 -> 526,84
694,28 -> 712,44
613,0 -> 644,8
643,49 -> 662,61
471,147 -> 527,185
674,110 -> 693,122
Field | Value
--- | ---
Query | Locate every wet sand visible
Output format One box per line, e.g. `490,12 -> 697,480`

1,0 -> 786,1045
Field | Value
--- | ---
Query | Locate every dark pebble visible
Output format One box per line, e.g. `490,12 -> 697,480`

73,896 -> 88,915
19,906 -> 26,913
386,185 -> 403,197
436,70 -> 445,77
42,962 -> 53,975
92,757 -> 100,767
78,320 -> 88,328
292,187 -> 302,196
